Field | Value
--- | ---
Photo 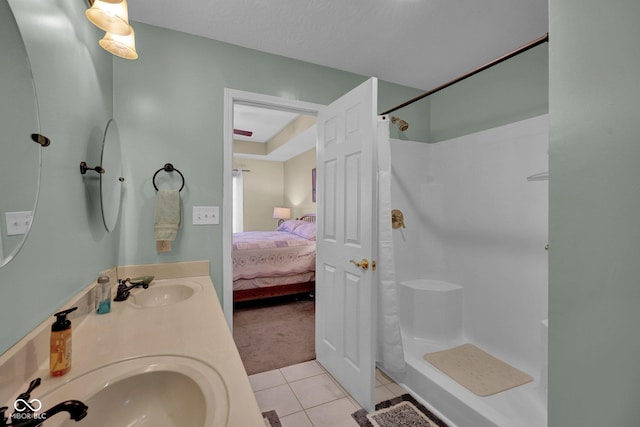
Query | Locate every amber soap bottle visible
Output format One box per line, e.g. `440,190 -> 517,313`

49,306 -> 77,377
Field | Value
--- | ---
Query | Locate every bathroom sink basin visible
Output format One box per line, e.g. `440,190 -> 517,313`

37,355 -> 228,427
129,282 -> 197,308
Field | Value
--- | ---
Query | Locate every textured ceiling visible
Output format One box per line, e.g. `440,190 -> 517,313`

128,0 -> 548,91
233,105 -> 316,162
128,0 -> 548,161
233,104 -> 299,143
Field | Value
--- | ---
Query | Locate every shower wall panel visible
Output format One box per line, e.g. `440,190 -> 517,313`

390,114 -> 548,375
430,114 -> 548,374
388,139 -> 432,282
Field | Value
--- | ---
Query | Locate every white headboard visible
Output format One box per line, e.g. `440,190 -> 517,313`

298,214 -> 316,223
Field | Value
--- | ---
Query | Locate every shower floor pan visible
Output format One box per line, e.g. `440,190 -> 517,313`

385,337 -> 547,427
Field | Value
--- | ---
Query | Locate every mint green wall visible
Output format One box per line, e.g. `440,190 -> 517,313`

429,44 -> 548,142
0,0 -> 118,354
379,81 -> 431,142
0,0 -> 40,256
113,22 -> 427,297
548,0 -> 640,425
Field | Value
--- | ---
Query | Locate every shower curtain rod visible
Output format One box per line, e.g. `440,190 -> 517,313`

380,33 -> 549,116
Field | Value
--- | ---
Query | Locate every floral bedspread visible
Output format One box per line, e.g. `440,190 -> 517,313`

232,231 -> 316,281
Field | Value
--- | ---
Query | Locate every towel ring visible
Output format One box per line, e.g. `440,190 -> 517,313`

153,163 -> 185,192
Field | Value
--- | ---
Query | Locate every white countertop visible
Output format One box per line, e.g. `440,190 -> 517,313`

0,270 -> 264,426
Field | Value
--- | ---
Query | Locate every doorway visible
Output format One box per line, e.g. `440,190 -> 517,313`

224,79 -> 381,412
222,89 -> 324,327
227,98 -> 321,374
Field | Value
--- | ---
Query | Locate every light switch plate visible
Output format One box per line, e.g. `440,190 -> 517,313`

5,211 -> 33,235
192,206 -> 219,225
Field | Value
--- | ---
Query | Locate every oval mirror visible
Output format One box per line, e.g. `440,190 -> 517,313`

0,1 -> 42,268
100,119 -> 123,232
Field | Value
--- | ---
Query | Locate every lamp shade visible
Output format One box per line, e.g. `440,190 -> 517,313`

272,207 -> 291,220
86,0 -> 133,36
99,30 -> 138,60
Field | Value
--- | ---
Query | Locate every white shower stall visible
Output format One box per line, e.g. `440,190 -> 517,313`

385,115 -> 548,426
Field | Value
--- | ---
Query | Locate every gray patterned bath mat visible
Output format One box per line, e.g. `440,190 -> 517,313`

351,394 -> 449,427
263,410 -> 282,427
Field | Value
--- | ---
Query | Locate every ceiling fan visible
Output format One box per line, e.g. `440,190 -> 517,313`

233,129 -> 253,137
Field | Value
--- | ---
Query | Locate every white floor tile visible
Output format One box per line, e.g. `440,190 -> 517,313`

252,360 -> 420,427
253,384 -> 302,417
280,410 -> 314,427
280,360 -> 325,382
289,373 -> 345,409
375,368 -> 393,385
249,369 -> 287,392
375,385 -> 396,404
347,396 -> 362,410
384,381 -> 407,397
305,397 -> 360,427
325,371 -> 348,395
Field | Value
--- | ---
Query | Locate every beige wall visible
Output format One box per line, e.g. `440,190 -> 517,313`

284,148 -> 317,219
234,148 -> 316,231
234,158 -> 284,231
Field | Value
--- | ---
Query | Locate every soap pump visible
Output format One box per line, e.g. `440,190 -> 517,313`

50,306 -> 77,377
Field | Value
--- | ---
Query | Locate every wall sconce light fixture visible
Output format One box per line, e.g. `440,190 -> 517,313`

273,207 -> 291,226
86,0 -> 138,60
99,29 -> 138,60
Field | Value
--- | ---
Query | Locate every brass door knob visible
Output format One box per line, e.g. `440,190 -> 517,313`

349,258 -> 369,270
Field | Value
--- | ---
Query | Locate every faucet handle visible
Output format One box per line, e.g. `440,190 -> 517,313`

13,378 -> 41,419
0,406 -> 8,426
16,378 -> 41,402
25,378 -> 41,395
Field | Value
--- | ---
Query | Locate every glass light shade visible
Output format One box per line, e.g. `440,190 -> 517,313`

272,207 -> 291,219
99,30 -> 138,60
86,0 -> 133,36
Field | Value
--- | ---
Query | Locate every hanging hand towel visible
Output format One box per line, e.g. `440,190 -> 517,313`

154,189 -> 181,241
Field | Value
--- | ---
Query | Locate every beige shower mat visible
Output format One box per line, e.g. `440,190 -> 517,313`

423,343 -> 533,396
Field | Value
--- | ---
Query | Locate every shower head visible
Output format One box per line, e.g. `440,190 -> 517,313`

391,116 -> 409,132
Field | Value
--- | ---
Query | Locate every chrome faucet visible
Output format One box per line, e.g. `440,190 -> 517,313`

114,277 -> 151,301
1,378 -> 88,427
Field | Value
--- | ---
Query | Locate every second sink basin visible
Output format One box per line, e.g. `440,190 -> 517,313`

37,355 -> 229,427
128,281 -> 199,308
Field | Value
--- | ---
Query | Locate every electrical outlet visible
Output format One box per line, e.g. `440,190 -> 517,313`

192,206 -> 219,225
5,211 -> 33,235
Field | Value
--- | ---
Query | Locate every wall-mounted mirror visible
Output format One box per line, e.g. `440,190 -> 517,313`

100,119 -> 124,232
0,0 -> 42,268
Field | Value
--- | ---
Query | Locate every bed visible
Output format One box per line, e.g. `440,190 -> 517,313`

232,214 -> 316,302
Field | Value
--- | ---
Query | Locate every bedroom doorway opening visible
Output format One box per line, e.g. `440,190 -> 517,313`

223,90 -> 324,374
225,80 -> 382,411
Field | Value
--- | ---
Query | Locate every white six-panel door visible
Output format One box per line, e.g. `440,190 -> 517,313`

315,78 -> 378,413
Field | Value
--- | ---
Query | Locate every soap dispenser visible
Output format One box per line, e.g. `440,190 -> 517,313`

50,306 -> 77,377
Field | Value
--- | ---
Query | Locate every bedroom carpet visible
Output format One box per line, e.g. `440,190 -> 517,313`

233,295 -> 315,375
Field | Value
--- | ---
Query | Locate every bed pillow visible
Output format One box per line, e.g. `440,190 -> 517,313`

277,219 -> 306,233
291,221 -> 316,241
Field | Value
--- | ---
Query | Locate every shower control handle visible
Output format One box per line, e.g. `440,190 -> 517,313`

349,258 -> 369,270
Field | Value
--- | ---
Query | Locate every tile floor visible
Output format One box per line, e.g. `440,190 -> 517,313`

249,360 -> 410,427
